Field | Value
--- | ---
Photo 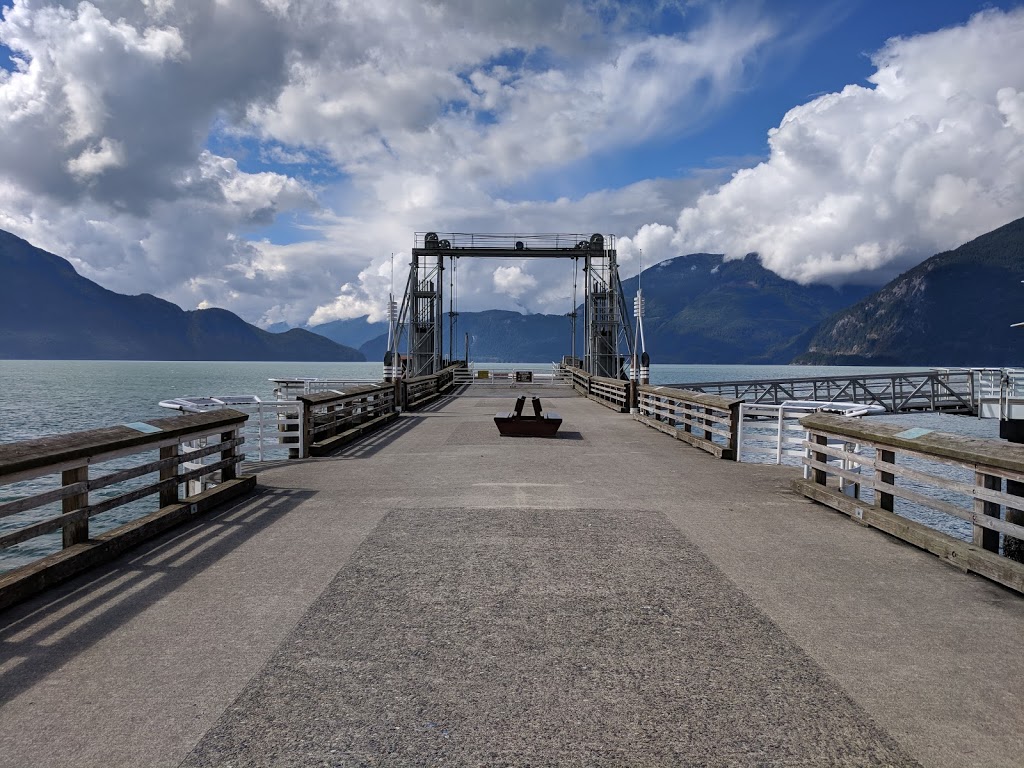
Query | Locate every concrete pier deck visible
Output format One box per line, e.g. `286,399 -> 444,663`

1,389 -> 1022,766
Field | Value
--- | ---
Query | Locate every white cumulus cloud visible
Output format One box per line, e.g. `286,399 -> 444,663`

656,8 -> 1024,286
493,265 -> 538,299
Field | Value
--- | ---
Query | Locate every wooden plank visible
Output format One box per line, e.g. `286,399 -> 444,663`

0,481 -> 86,519
639,411 -> 732,440
798,438 -> 853,460
804,453 -> 970,521
972,512 -> 1024,541
640,399 -> 732,423
640,403 -> 732,428
872,478 -> 971,521
792,479 -> 1024,594
1,505 -> 90,550
633,413 -> 729,459
802,457 -> 867,486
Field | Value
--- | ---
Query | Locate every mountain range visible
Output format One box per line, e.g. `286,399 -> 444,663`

4,216 -> 1023,365
0,230 -> 363,361
305,255 -> 875,364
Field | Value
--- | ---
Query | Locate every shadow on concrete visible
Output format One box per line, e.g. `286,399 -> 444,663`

0,487 -> 312,706
412,392 -> 464,413
331,414 -> 424,459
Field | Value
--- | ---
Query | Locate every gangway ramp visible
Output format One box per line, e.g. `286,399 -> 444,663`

1,388 -> 1022,767
675,370 -> 975,414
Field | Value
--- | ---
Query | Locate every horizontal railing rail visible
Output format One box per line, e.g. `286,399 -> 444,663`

793,412 -> 1024,594
0,410 -> 256,610
635,386 -> 742,460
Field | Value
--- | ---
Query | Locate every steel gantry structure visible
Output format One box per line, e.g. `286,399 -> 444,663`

387,232 -> 634,380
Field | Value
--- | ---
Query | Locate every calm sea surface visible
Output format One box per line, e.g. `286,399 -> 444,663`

0,360 -> 1003,572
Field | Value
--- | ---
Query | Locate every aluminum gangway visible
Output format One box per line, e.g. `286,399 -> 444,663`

671,369 -> 976,414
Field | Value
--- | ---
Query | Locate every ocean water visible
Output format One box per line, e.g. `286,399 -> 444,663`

0,360 -> 1003,572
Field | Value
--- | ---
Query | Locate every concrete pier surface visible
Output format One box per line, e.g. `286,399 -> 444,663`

1,389 -> 1022,767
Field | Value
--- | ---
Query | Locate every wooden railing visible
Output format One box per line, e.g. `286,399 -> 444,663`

634,386 -> 743,460
568,366 -> 591,397
563,366 -> 630,412
590,375 -> 630,411
794,412 -> 1024,594
401,363 -> 463,410
0,410 -> 256,610
298,385 -> 398,458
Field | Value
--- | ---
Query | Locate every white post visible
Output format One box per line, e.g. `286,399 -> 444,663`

257,400 -> 264,462
735,403 -> 745,463
776,406 -> 785,464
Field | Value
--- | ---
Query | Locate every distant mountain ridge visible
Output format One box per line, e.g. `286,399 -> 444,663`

794,216 -> 1024,366
618,253 -> 874,364
0,230 -> 365,361
11,215 -> 1022,366
308,254 -> 875,364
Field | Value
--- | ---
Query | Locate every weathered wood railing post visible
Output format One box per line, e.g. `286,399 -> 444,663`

878,448 -> 896,512
221,428 -> 238,481
300,399 -> 315,459
974,472 -> 1002,553
159,445 -> 179,507
62,465 -> 89,547
1000,417 -> 1024,562
1005,479 -> 1024,562
811,434 -> 829,485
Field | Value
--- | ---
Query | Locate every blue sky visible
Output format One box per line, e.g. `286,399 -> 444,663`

1,0 -> 1023,325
